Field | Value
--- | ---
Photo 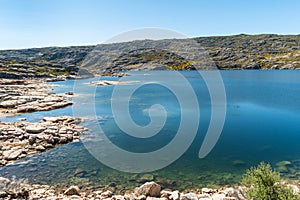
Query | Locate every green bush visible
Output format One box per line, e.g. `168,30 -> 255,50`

242,162 -> 299,200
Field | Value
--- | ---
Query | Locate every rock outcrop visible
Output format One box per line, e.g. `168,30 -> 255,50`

0,79 -> 73,116
0,116 -> 86,166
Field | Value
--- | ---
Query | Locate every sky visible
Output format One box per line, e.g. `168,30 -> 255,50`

0,0 -> 299,50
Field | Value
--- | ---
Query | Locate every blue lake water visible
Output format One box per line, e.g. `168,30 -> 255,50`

0,70 -> 299,192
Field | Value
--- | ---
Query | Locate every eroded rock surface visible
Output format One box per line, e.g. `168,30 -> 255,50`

0,116 -> 86,166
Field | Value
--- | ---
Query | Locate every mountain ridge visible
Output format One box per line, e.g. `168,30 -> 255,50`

0,34 -> 299,79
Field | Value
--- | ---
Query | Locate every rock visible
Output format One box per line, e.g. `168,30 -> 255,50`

136,195 -> 146,200
0,191 -> 8,198
146,197 -> 167,200
0,100 -> 18,108
69,195 -> 81,199
180,193 -> 198,200
112,195 -> 126,200
35,145 -> 46,151
232,160 -> 246,166
26,125 -> 46,134
135,182 -> 161,197
201,188 -> 215,194
276,160 -> 292,166
169,190 -> 180,200
64,186 -> 80,196
138,174 -> 155,183
28,136 -> 36,145
101,190 -> 113,198
211,193 -> 226,200
124,193 -> 135,200
0,177 -> 10,185
3,149 -> 23,160
160,190 -> 172,198
287,184 -> 300,194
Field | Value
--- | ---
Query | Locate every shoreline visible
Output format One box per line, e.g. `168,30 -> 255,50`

0,78 -> 87,166
0,178 -> 247,200
0,178 -> 299,200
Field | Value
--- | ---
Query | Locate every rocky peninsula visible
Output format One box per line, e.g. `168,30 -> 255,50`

0,79 -> 73,116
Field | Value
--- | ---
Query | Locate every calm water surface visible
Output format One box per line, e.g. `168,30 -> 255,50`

0,70 -> 299,192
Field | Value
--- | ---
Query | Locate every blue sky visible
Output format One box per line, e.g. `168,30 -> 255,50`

0,0 -> 299,49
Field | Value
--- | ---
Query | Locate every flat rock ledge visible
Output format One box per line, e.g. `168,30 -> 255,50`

0,179 -> 249,200
0,79 -> 73,116
0,116 -> 86,166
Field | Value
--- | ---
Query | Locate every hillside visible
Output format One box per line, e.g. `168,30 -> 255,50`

0,34 -> 299,79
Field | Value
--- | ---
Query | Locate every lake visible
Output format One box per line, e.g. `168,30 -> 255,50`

0,70 -> 299,192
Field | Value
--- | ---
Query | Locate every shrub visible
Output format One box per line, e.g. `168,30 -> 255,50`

242,162 -> 299,200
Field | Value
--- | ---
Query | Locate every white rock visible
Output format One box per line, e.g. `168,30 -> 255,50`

26,125 -> 46,134
101,190 -> 113,198
169,190 -> 180,200
180,193 -> 198,200
211,193 -> 225,200
64,186 -> 80,196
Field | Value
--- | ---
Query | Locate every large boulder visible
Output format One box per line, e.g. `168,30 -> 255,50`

135,182 -> 161,197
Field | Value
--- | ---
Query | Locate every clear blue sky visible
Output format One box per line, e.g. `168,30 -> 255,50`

0,0 -> 299,50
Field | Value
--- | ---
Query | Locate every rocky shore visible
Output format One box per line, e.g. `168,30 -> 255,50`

0,178 -> 246,200
0,79 -> 73,116
0,116 -> 86,166
0,78 -> 88,166
0,178 -> 299,200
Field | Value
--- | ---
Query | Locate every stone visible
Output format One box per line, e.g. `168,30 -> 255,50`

146,197 -> 167,200
3,149 -> 23,160
0,191 -> 8,198
211,193 -> 226,200
64,186 -> 80,196
180,193 -> 198,200
69,195 -> 81,199
0,177 -> 10,185
101,190 -> 113,198
136,195 -> 146,200
35,145 -> 46,151
0,100 -> 18,108
201,188 -> 215,194
124,193 -> 135,200
160,190 -> 172,198
138,174 -> 154,183
276,160 -> 292,166
112,195 -> 126,200
169,191 -> 180,200
28,136 -> 36,145
135,182 -> 161,197
26,125 -> 46,134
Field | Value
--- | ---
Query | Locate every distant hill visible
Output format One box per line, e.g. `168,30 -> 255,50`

0,34 -> 299,79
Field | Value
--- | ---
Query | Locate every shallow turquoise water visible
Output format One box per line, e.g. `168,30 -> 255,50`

0,70 -> 300,192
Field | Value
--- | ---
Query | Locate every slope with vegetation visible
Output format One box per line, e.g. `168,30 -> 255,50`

0,34 -> 299,79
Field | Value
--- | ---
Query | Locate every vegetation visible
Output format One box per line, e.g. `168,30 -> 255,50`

242,162 -> 299,200
0,34 -> 299,78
